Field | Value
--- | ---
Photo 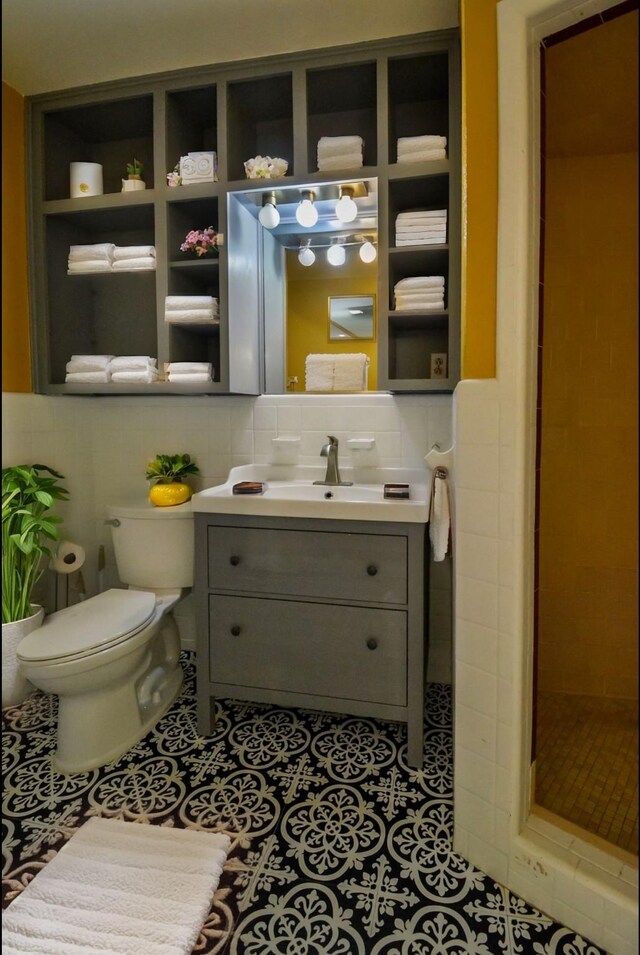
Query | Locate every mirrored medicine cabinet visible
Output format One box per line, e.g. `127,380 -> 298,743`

227,178 -> 379,395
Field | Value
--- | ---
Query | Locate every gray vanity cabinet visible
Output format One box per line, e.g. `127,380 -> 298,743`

194,513 -> 429,767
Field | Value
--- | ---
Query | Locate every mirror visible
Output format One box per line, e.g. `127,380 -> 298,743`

328,295 -> 375,341
226,177 -> 378,394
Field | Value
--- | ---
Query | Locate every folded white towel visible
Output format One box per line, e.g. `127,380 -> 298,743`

112,245 -> 156,260
68,243 -> 115,261
164,309 -> 218,325
395,290 -> 445,302
396,224 -> 447,234
317,135 -> 364,152
167,362 -> 212,375
65,371 -> 111,383
398,134 -> 447,151
317,154 -> 363,171
396,233 -> 446,245
394,300 -> 444,311
111,369 -> 160,383
111,257 -> 156,271
397,148 -> 447,163
396,217 -> 447,229
168,372 -> 213,383
67,355 -> 114,372
395,276 -> 445,290
109,356 -> 157,371
67,261 -> 113,273
332,353 -> 369,391
396,236 -> 446,247
165,295 -> 217,310
397,209 -> 447,220
430,470 -> 451,561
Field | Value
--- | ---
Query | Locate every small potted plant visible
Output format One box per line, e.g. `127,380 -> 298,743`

2,464 -> 69,706
145,453 -> 200,507
122,157 -> 146,193
180,227 -> 219,257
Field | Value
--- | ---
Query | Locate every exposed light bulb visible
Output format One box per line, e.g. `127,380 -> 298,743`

298,244 -> 315,267
258,195 -> 280,229
295,191 -> 318,227
327,242 -> 346,267
359,239 -> 377,263
335,188 -> 358,223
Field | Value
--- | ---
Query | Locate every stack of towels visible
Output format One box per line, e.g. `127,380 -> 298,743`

67,243 -> 114,273
110,356 -> 159,383
167,362 -> 213,383
394,276 -> 446,312
395,208 -> 447,247
65,354 -> 114,383
317,135 -> 364,172
112,245 -> 156,271
397,134 -> 447,163
67,244 -> 156,273
305,353 -> 370,392
164,296 -> 219,326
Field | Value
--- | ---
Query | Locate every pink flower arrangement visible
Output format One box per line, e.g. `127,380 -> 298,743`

180,227 -> 219,256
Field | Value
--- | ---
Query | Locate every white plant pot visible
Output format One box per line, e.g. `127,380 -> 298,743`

2,605 -> 44,707
121,178 -> 146,192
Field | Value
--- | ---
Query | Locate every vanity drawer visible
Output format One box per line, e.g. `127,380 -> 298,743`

207,525 -> 407,604
209,595 -> 407,706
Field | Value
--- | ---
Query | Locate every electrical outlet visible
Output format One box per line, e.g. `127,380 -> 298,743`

430,354 -> 447,379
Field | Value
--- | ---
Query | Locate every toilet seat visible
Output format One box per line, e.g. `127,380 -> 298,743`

17,589 -> 157,665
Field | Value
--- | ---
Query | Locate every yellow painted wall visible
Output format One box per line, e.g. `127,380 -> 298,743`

2,82 -> 32,393
1,7 -> 500,393
537,14 -> 639,699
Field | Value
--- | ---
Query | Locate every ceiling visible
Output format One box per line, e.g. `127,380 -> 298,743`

1,0 -> 458,96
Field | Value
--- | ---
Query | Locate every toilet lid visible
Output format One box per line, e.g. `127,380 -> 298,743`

17,589 -> 157,663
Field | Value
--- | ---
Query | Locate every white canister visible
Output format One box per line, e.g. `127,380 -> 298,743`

70,162 -> 103,198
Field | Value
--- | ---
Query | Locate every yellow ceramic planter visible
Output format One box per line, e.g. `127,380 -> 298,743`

149,482 -> 192,507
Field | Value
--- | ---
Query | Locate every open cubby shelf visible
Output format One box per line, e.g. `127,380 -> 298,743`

27,31 -> 460,395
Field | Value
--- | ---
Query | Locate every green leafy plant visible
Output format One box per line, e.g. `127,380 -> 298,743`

126,157 -> 144,178
2,464 -> 69,624
145,453 -> 200,485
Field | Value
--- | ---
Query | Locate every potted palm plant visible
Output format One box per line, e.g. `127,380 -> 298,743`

145,453 -> 200,507
2,464 -> 69,706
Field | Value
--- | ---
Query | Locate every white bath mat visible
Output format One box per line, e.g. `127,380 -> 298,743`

2,817 -> 231,955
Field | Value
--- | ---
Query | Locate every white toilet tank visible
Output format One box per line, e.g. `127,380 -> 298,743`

106,500 -> 194,589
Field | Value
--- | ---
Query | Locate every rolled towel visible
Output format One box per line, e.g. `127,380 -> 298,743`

168,372 -> 213,382
397,148 -> 447,163
65,371 -> 111,383
395,276 -> 445,290
111,368 -> 160,383
167,362 -> 212,375
112,245 -> 156,260
332,353 -> 369,391
317,154 -> 363,171
110,356 -> 157,371
67,355 -> 114,373
68,243 -> 115,261
165,295 -> 217,310
164,309 -> 218,325
305,354 -> 335,392
111,257 -> 156,271
398,135 -> 447,152
67,261 -> 113,273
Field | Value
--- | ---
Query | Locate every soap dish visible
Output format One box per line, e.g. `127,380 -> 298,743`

232,481 -> 266,495
384,483 -> 410,500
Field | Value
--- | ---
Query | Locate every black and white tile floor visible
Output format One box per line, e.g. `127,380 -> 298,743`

3,652 -> 608,954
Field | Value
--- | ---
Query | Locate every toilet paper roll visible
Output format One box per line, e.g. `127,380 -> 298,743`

51,540 -> 86,574
70,162 -> 103,198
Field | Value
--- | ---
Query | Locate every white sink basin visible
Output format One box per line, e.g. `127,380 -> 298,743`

191,465 -> 431,523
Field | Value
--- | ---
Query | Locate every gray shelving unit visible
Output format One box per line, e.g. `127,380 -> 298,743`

26,30 -> 461,395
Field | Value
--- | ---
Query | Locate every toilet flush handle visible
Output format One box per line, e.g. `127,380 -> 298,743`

104,518 -> 121,527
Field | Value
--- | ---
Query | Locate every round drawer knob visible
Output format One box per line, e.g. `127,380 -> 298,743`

230,625 -> 241,636
229,555 -> 241,566
366,564 -> 378,576
366,637 -> 378,650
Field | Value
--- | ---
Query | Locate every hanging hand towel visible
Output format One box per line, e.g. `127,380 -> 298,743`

305,354 -> 335,392
429,468 -> 451,562
332,353 -> 369,391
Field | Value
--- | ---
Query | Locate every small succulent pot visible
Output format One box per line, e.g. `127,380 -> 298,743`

122,178 -> 146,192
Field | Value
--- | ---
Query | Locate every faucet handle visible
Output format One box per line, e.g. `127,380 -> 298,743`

327,434 -> 338,445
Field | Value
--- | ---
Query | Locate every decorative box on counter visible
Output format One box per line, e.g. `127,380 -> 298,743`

179,152 -> 218,184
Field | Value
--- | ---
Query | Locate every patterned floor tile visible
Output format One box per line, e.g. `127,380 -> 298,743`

2,652 -> 609,954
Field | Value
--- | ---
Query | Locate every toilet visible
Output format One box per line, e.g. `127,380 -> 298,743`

17,500 -> 194,774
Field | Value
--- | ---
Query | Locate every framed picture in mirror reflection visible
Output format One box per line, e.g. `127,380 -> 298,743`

328,295 -> 376,342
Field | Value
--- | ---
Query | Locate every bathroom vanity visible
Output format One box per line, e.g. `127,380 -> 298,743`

192,466 -> 430,767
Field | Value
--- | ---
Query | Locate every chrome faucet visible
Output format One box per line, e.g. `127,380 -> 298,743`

313,435 -> 353,486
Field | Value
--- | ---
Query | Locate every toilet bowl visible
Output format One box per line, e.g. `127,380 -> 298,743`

17,500 -> 194,774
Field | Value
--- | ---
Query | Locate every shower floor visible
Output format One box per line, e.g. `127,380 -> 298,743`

535,690 -> 639,855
